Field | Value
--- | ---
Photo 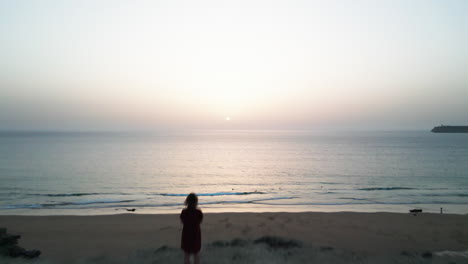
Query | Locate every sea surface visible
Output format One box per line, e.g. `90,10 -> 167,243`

0,130 -> 467,215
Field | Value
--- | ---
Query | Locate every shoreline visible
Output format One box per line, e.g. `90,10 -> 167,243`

1,212 -> 468,263
2,202 -> 467,216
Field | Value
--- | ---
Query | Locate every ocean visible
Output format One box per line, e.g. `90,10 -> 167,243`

0,130 -> 467,215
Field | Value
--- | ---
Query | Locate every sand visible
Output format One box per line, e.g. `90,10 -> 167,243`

1,212 -> 468,263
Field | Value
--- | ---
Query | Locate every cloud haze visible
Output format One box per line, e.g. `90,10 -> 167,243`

1,0 -> 467,131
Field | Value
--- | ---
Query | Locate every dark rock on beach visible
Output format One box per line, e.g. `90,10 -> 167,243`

0,228 -> 41,259
7,246 -> 25,257
210,238 -> 249,248
211,240 -> 230,247
421,251 -> 433,258
23,249 -> 41,258
210,237 -> 301,250
230,238 -> 249,247
320,246 -> 334,252
0,234 -> 21,246
253,236 -> 302,249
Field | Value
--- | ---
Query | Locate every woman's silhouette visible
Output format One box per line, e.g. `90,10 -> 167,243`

180,193 -> 203,264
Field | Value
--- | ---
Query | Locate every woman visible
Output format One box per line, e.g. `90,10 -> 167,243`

180,193 -> 203,264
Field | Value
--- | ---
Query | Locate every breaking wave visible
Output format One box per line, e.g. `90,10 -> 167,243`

161,191 -> 265,197
358,187 -> 415,191
1,199 -> 136,209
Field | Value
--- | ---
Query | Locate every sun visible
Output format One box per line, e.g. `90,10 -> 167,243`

225,116 -> 231,121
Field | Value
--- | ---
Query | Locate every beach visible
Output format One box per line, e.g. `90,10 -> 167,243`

1,212 -> 468,263
2,0 -> 468,263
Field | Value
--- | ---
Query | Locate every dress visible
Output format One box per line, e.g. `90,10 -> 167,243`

180,208 -> 203,254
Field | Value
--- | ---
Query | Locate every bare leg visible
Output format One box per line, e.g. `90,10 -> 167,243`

184,252 -> 190,264
194,253 -> 200,264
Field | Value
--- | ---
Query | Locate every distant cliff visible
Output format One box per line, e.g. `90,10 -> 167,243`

431,125 -> 468,133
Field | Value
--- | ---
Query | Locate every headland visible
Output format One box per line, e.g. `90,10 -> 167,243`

431,125 -> 468,133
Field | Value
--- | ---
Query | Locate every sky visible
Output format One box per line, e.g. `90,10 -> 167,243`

0,0 -> 467,131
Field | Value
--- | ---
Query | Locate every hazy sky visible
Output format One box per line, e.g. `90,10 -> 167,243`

1,0 -> 467,131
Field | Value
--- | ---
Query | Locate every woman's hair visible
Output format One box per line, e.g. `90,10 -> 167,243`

185,193 -> 198,209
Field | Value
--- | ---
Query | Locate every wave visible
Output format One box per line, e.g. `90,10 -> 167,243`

3,198 -> 468,210
42,199 -> 135,207
249,201 -> 468,206
0,199 -> 136,209
339,197 -> 373,201
358,187 -> 415,191
40,193 -> 102,197
1,204 -> 42,209
182,197 -> 296,206
26,189 -> 466,198
27,191 -> 267,198
0,196 -> 293,210
251,197 -> 296,203
161,191 -> 265,197
419,193 -> 468,197
29,192 -> 133,197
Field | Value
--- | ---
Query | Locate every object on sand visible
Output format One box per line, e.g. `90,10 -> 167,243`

0,228 -> 41,259
409,209 -> 422,214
